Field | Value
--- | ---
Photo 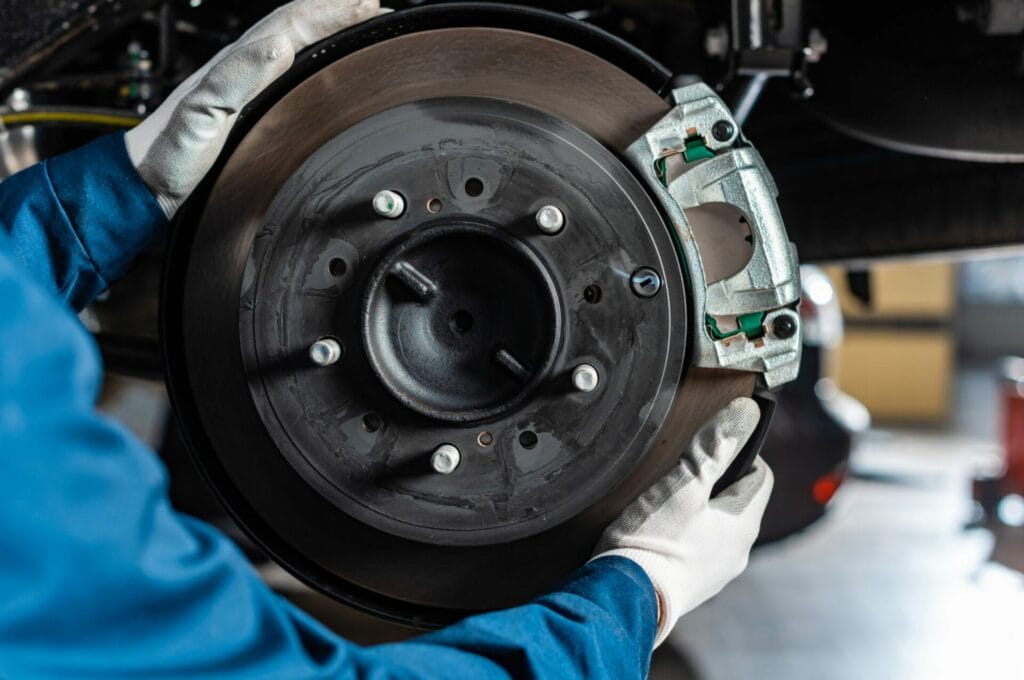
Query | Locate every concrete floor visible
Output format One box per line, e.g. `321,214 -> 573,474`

670,366 -> 1024,680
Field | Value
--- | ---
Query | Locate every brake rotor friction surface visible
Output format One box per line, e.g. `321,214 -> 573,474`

166,12 -> 756,624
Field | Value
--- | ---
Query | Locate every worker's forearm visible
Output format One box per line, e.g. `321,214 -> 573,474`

0,132 -> 166,310
356,556 -> 658,680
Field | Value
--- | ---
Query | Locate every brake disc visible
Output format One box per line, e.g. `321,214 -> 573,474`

163,4 -> 798,626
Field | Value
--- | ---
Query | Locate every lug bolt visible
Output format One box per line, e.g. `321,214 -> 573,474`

431,444 -> 461,475
373,190 -> 406,219
572,364 -> 600,393
630,268 -> 663,298
772,314 -> 799,339
309,338 -> 343,366
712,119 -> 736,142
536,205 -> 565,235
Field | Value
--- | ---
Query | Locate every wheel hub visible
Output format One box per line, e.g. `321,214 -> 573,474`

363,221 -> 562,423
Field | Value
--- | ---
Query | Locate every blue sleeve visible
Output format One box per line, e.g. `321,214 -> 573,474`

0,244 -> 356,679
0,132 -> 166,311
358,557 -> 657,680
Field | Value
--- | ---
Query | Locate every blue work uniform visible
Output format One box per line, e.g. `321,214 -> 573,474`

0,133 -> 657,679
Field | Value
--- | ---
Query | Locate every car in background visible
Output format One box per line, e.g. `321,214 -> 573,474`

758,266 -> 870,545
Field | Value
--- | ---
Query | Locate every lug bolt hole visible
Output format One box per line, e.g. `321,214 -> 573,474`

362,413 -> 383,433
329,258 -> 348,277
519,431 -> 539,450
450,310 -> 474,335
427,198 -> 443,214
583,284 -> 602,304
464,177 -> 485,197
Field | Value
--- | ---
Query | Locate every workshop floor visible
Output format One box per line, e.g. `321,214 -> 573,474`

667,366 -> 1024,680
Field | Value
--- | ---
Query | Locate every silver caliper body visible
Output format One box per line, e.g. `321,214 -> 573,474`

627,83 -> 802,388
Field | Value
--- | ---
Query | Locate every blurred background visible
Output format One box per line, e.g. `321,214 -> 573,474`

3,1 -> 1024,678
669,256 -> 1024,680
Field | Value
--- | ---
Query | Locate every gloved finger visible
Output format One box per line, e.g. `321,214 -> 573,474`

683,397 -> 760,491
135,34 -> 294,217
164,33 -> 293,166
180,34 -> 294,139
237,0 -> 380,53
174,0 -> 379,98
709,455 -> 774,516
169,0 -> 379,105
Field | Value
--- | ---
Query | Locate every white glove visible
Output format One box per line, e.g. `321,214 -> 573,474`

593,397 -> 774,647
125,0 -> 380,219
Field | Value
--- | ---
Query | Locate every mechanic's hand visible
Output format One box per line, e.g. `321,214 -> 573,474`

593,397 -> 774,647
125,0 -> 380,218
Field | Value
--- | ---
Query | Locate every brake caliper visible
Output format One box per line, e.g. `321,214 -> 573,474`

627,83 -> 802,388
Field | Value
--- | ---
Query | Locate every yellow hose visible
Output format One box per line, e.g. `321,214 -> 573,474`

0,111 -> 142,128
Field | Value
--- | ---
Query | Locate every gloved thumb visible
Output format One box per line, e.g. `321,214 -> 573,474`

684,397 -> 760,492
710,455 -> 774,516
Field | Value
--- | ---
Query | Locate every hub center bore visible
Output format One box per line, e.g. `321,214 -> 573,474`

363,222 -> 562,423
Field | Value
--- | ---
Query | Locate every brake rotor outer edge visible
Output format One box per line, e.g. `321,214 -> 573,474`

164,23 -> 756,626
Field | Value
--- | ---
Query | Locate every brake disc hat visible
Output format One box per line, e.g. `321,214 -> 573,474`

163,4 -> 768,626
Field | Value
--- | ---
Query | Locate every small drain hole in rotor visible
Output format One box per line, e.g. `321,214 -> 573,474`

465,177 -> 485,197
450,310 -> 474,334
363,413 -> 382,433
329,258 -> 348,277
583,284 -> 602,304
519,431 -> 538,450
427,198 -> 443,214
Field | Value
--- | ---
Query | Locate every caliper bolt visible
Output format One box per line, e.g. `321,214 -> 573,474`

630,268 -> 663,298
712,120 -> 735,142
572,364 -> 600,393
431,444 -> 461,475
309,338 -> 343,366
772,314 -> 799,340
536,205 -> 565,235
372,190 -> 406,219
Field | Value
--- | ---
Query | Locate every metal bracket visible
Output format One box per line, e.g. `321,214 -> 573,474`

626,82 -> 802,388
